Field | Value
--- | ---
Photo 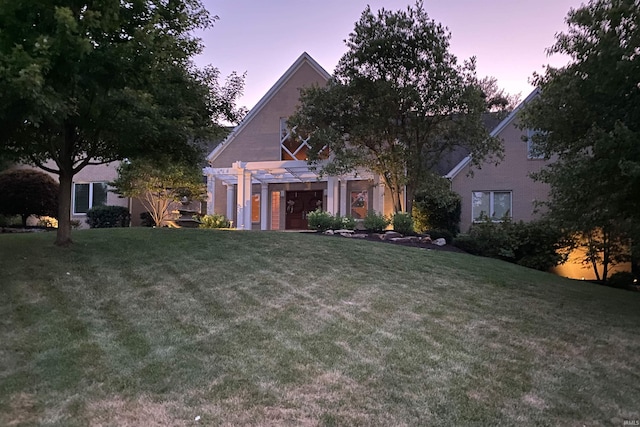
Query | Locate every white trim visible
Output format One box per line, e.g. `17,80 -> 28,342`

206,52 -> 331,165
471,190 -> 513,222
72,181 -> 108,215
444,88 -> 541,180
203,160 -> 372,186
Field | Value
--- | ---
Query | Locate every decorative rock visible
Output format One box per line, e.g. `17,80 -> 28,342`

324,230 -> 335,235
334,229 -> 354,234
433,237 -> 447,246
420,236 -> 432,243
383,231 -> 403,240
351,233 -> 367,238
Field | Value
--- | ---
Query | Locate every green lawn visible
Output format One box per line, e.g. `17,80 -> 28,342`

1,228 -> 639,426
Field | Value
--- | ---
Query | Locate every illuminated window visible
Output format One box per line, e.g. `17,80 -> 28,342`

472,191 -> 511,222
526,129 -> 545,159
280,118 -> 311,160
73,182 -> 107,214
350,190 -> 368,219
251,194 -> 260,223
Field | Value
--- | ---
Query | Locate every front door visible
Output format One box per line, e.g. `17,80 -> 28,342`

285,190 -> 323,230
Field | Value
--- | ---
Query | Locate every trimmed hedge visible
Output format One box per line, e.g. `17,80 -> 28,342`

86,205 -> 131,228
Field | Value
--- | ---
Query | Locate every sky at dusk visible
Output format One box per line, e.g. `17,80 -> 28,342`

195,0 -> 586,111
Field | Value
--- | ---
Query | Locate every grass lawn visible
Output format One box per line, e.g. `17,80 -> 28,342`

1,228 -> 639,426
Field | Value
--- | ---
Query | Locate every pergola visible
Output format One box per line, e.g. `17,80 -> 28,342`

203,160 -> 379,230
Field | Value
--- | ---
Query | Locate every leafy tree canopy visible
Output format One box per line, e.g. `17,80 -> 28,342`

289,1 -> 504,213
520,0 -> 640,280
0,0 -> 244,245
0,168 -> 59,227
111,158 -> 206,227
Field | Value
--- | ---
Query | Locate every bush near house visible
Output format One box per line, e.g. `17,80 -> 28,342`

307,210 -> 357,232
392,212 -> 415,235
363,211 -> 390,233
453,217 -> 566,271
0,169 -> 59,227
412,188 -> 461,236
85,205 -> 131,228
198,214 -> 231,229
331,214 -> 356,230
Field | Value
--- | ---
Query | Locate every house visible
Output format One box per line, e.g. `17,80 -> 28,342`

203,52 -> 394,230
445,89 -> 631,280
7,161 -> 129,228
445,89 -> 549,233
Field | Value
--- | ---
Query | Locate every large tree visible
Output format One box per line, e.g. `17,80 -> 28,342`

288,2 -> 502,213
520,0 -> 640,280
0,0 -> 244,245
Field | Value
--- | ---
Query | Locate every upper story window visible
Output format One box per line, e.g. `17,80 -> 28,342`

280,118 -> 311,161
526,129 -> 545,159
472,191 -> 512,222
73,182 -> 107,214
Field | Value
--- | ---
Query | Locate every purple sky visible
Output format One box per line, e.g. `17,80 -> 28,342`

196,0 -> 585,110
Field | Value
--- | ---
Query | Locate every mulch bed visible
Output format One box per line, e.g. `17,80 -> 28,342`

315,231 -> 468,253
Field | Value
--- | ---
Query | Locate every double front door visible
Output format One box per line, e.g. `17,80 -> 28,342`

285,190 -> 323,230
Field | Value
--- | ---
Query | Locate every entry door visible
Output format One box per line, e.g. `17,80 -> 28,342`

285,190 -> 323,230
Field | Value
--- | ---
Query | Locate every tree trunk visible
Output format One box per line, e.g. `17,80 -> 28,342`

21,214 -> 28,227
55,169 -> 73,246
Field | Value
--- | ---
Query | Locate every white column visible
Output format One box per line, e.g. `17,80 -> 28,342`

236,168 -> 253,230
260,183 -> 268,230
339,180 -> 348,217
225,185 -> 234,225
206,176 -> 215,215
326,176 -> 338,215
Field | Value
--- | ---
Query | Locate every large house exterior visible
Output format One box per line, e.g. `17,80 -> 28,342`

203,52 -> 392,230
445,89 -> 630,280
445,89 -> 549,234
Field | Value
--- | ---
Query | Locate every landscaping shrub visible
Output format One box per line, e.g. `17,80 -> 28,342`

512,220 -> 567,271
0,215 -> 21,227
140,212 -> 155,227
412,186 -> 461,236
392,212 -> 414,235
0,169 -> 59,227
607,272 -> 638,289
331,214 -> 356,230
307,209 -> 333,231
452,233 -> 480,254
363,211 -> 389,232
86,205 -> 131,228
198,214 -> 230,229
453,217 -> 566,271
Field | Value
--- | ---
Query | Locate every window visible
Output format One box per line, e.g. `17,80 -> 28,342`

350,190 -> 368,219
472,191 -> 511,222
251,194 -> 260,223
526,129 -> 545,159
280,118 -> 310,160
73,182 -> 108,214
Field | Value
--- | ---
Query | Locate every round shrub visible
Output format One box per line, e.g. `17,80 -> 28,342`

0,169 -> 59,227
412,188 -> 461,236
331,215 -> 356,230
199,214 -> 230,229
363,211 -> 389,232
392,212 -> 414,235
307,209 -> 334,232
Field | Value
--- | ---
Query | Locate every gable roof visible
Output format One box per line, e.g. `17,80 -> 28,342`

444,88 -> 541,180
206,52 -> 332,165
